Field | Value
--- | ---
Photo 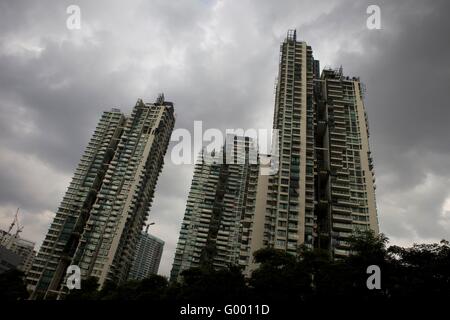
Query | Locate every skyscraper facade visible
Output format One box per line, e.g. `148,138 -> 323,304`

170,136 -> 259,281
314,67 -> 379,255
28,95 -> 175,299
128,232 -> 164,280
248,30 -> 320,261
247,30 -> 378,273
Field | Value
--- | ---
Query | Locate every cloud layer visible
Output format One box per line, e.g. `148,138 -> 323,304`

1,0 -> 449,276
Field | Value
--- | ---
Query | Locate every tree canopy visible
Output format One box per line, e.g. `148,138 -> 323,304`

34,232 -> 450,301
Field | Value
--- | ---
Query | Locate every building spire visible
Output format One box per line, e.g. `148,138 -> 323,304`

156,93 -> 165,105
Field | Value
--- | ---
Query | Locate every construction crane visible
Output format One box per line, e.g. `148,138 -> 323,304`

1,208 -> 23,249
145,222 -> 155,234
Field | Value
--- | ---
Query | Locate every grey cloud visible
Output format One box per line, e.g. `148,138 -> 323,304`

0,0 -> 449,276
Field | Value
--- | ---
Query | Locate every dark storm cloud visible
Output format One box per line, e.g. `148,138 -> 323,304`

0,0 -> 449,276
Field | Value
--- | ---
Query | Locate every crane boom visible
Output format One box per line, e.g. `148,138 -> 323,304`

1,208 -> 21,248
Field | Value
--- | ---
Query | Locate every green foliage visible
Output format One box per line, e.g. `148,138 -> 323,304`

0,269 -> 28,300
250,248 -> 311,302
65,276 -> 100,300
176,265 -> 249,302
387,240 -> 450,297
66,274 -> 169,301
347,230 -> 389,263
56,234 -> 450,301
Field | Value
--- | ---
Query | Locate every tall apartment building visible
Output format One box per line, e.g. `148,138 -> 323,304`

248,30 -> 319,261
247,30 -> 378,273
170,136 -> 259,281
128,231 -> 164,280
27,95 -> 175,299
313,67 -> 379,255
0,230 -> 36,274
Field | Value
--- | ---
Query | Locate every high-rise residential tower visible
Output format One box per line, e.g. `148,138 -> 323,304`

128,231 -> 164,280
247,30 -> 378,273
27,95 -> 175,299
170,136 -> 259,281
248,30 -> 319,261
313,67 -> 379,255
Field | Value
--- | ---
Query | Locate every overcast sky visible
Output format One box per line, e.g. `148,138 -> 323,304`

0,0 -> 449,277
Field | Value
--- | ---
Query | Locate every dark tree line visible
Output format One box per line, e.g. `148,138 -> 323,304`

1,231 -> 449,301
0,269 -> 29,300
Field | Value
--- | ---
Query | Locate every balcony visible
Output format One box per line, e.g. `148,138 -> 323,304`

331,190 -> 350,199
332,214 -> 352,223
332,222 -> 353,231
332,205 -> 351,213
331,182 -> 348,190
288,233 -> 299,240
334,248 -> 349,257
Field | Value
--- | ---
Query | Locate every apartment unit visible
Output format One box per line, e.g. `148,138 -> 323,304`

128,232 -> 164,280
170,136 -> 259,281
27,95 -> 175,299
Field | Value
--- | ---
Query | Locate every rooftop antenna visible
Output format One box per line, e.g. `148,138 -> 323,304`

145,222 -> 155,234
156,93 -> 165,105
